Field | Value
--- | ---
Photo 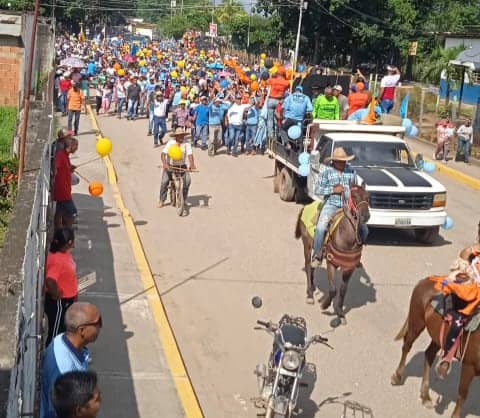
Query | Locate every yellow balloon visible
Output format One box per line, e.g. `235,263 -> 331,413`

171,70 -> 178,78
269,66 -> 278,75
250,74 -> 257,81
96,137 -> 112,157
184,70 -> 190,77
180,86 -> 187,94
177,60 -> 185,68
260,53 -> 267,60
117,68 -> 125,76
168,144 -> 183,161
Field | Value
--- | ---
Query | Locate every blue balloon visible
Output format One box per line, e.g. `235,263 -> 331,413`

407,125 -> 418,138
402,118 -> 412,130
220,79 -> 229,89
442,216 -> 454,230
288,125 -> 302,140
298,163 -> 310,177
298,152 -> 310,165
422,161 -> 436,174
298,64 -> 305,72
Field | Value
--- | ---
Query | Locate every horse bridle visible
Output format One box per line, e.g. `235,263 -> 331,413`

344,188 -> 369,247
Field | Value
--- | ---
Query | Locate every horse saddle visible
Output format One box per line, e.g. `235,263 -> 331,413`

431,294 -> 480,332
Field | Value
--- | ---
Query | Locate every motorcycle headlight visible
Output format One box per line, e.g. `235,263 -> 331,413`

282,350 -> 301,371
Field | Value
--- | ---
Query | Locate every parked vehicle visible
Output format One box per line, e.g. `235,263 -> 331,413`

252,297 -> 332,417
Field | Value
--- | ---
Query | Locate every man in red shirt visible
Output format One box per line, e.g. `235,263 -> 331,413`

59,75 -> 72,116
267,69 -> 290,139
54,137 -> 78,229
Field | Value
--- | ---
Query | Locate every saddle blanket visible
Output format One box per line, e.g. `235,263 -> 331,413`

301,200 -> 323,239
431,294 -> 480,332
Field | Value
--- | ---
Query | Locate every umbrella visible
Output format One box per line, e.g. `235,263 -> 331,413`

208,62 -> 224,70
60,57 -> 86,68
217,71 -> 231,77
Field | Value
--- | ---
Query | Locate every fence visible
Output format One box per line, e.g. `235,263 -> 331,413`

6,115 -> 53,418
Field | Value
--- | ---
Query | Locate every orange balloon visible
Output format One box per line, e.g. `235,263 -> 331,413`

286,69 -> 293,80
251,81 -> 259,91
88,181 -> 104,197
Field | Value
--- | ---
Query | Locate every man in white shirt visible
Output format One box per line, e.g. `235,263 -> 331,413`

226,95 -> 250,157
457,119 -> 473,163
158,129 -> 196,213
152,91 -> 169,146
379,66 -> 400,114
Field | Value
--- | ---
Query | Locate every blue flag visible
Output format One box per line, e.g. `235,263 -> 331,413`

399,94 -> 409,119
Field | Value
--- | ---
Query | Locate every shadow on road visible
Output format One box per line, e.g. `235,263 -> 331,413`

72,193 -> 140,418
403,351 -> 480,416
313,266 -> 377,317
188,194 -> 212,208
367,228 -> 451,247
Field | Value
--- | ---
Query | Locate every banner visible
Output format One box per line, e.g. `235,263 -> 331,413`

209,23 -> 217,38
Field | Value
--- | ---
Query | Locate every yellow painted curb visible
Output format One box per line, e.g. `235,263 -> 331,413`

86,106 -> 204,418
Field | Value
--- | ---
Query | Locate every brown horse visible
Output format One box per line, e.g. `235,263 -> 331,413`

391,278 -> 480,418
294,184 -> 370,327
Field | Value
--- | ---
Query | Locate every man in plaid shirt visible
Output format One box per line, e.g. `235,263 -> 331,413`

312,147 -> 369,267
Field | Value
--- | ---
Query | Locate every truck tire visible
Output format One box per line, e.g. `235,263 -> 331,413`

279,167 -> 295,201
414,226 -> 440,245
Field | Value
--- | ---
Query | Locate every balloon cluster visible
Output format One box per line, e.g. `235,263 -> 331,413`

442,216 -> 454,230
402,118 -> 419,138
298,152 -> 310,177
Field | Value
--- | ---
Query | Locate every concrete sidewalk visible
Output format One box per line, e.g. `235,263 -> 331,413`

60,113 -> 185,418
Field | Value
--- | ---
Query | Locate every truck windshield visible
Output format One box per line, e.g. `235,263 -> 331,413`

336,141 -> 416,168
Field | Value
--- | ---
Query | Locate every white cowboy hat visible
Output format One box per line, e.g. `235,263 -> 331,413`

169,127 -> 189,138
326,147 -> 355,162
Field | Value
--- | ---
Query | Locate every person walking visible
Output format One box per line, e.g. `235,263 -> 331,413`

44,227 -> 78,346
67,82 -> 84,135
41,302 -> 102,418
207,95 -> 228,156
52,371 -> 101,418
193,96 -> 210,149
245,97 -> 260,155
456,119 -> 473,163
126,77 -> 141,120
115,79 -> 127,119
226,95 -> 249,157
152,91 -> 169,147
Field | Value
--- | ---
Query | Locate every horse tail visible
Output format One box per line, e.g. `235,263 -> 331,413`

294,208 -> 303,240
394,317 -> 409,341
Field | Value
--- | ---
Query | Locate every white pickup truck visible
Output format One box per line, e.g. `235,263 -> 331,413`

269,121 -> 447,244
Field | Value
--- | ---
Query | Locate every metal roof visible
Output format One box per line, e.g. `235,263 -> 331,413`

450,46 -> 480,70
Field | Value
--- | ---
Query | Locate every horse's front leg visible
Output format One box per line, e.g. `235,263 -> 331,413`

321,262 -> 337,310
451,363 -> 476,418
332,270 -> 351,325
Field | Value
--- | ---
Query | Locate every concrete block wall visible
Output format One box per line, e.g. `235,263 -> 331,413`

0,43 -> 22,107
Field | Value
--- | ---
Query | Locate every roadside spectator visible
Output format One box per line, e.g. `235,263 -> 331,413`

348,82 -> 371,116
67,82 -> 84,135
457,119 -> 473,164
44,227 -> 78,346
54,137 -> 78,229
434,120 -> 448,160
333,85 -> 349,119
379,66 -> 401,114
41,302 -> 102,418
52,371 -> 101,418
59,74 -> 72,116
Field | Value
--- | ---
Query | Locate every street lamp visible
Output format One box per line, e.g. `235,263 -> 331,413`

293,0 -> 307,71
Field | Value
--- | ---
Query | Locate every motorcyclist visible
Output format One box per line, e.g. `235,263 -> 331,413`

158,128 -> 196,215
311,147 -> 369,267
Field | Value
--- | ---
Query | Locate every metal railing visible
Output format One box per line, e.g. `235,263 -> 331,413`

6,102 -> 54,418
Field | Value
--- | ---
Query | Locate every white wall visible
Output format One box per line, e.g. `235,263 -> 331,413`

445,37 -> 480,50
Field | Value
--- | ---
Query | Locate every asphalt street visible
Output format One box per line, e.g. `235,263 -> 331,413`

95,113 -> 480,418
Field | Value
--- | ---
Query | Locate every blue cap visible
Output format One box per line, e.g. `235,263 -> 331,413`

295,85 -> 303,92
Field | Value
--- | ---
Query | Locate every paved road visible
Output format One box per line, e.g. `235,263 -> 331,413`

96,113 -> 479,418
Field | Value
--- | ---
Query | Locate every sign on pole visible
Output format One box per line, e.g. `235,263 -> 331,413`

408,41 -> 418,56
209,23 -> 217,38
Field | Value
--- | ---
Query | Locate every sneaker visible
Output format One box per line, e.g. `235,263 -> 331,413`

154,144 -> 159,148
232,153 -> 238,158
147,131 -> 152,136
157,201 -> 165,208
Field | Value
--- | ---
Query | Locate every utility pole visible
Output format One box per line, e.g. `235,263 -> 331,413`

18,0 -> 40,182
293,0 -> 307,72
246,0 -> 252,52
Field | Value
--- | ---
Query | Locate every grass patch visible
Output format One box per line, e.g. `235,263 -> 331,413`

0,157 -> 18,247
0,107 -> 17,159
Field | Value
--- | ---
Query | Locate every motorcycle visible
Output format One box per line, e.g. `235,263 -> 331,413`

252,297 -> 332,418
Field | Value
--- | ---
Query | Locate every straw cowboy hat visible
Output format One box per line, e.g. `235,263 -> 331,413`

169,127 -> 189,138
326,147 -> 355,162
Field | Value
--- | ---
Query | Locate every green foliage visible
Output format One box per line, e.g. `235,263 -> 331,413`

0,157 -> 18,248
417,46 -> 465,85
0,107 -> 17,159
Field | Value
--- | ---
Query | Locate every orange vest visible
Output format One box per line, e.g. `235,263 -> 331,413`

430,276 -> 480,316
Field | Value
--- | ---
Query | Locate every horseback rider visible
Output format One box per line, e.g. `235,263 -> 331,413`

158,128 -> 196,213
311,147 -> 369,268
435,239 -> 480,379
